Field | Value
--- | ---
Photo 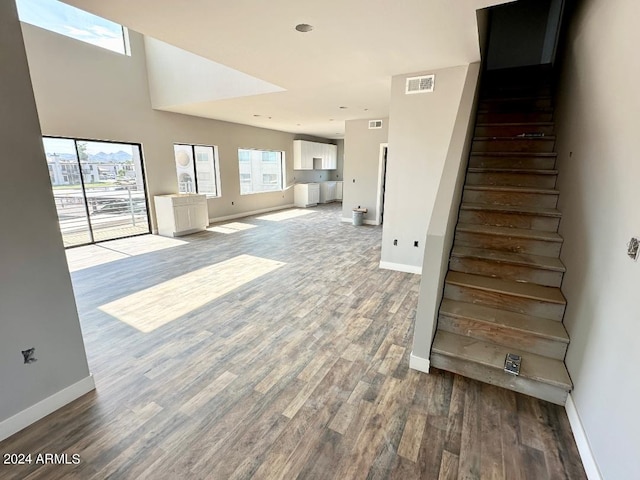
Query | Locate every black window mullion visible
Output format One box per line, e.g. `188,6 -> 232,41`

73,139 -> 95,244
192,145 -> 199,194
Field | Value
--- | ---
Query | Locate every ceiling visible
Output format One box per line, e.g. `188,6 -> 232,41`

62,0 -> 510,139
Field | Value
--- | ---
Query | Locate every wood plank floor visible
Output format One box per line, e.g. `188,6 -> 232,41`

0,204 -> 586,479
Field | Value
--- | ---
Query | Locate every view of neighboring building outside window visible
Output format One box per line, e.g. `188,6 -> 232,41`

43,137 -> 150,247
16,0 -> 129,55
173,144 -> 220,197
238,149 -> 284,195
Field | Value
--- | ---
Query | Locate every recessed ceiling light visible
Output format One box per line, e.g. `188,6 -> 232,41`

295,24 -> 313,33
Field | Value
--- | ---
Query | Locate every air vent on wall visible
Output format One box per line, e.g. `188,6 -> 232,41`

368,120 -> 383,129
406,74 -> 435,94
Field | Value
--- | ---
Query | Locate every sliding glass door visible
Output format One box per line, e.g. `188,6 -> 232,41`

44,137 -> 150,247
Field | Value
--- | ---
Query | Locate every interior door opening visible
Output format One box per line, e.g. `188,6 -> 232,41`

377,144 -> 389,225
43,136 -> 151,247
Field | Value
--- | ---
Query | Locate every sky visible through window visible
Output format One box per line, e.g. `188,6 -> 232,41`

16,0 -> 126,54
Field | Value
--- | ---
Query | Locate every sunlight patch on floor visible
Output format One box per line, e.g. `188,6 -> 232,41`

66,235 -> 187,272
98,254 -> 286,332
207,222 -> 258,234
257,209 -> 315,222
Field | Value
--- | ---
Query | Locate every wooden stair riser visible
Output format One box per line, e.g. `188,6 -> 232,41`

481,86 -> 552,99
449,256 -> 564,288
475,124 -> 555,137
466,172 -> 557,189
443,283 -> 566,321
463,188 -> 558,208
479,97 -> 553,112
437,315 -> 568,360
476,111 -> 554,124
458,210 -> 561,232
454,231 -> 562,257
430,353 -> 569,405
472,138 -> 556,153
469,155 -> 556,170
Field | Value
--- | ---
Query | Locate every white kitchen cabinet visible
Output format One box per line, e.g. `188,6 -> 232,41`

294,183 -> 320,207
322,144 -> 338,170
154,194 -> 208,237
293,140 -> 314,170
293,140 -> 337,170
319,181 -> 337,203
336,181 -> 343,201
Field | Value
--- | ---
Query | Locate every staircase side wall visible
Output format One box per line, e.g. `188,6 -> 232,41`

410,63 -> 481,369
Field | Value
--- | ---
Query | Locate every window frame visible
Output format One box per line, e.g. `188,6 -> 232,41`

237,148 -> 285,196
16,0 -> 130,56
173,143 -> 221,198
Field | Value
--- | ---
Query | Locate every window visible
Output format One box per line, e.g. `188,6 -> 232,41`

43,137 -> 150,247
238,148 -> 284,195
174,144 -> 220,197
16,0 -> 129,55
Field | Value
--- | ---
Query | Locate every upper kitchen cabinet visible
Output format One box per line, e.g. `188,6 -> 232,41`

293,140 -> 314,170
323,144 -> 338,170
293,140 -> 337,170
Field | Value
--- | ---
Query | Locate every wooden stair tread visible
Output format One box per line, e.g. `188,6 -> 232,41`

476,122 -> 554,127
440,299 -> 569,343
468,168 -> 558,175
471,152 -> 557,158
456,223 -> 563,243
473,136 -> 556,141
461,203 -> 562,217
432,330 -> 572,389
478,106 -> 554,114
445,271 -> 566,304
465,185 -> 559,195
480,95 -> 553,102
451,246 -> 566,272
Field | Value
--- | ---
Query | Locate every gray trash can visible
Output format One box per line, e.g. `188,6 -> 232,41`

352,209 -> 364,226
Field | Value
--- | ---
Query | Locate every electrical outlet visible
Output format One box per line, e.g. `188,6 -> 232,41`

414,241 -> 419,247
627,237 -> 639,261
22,348 -> 37,364
393,239 -> 398,246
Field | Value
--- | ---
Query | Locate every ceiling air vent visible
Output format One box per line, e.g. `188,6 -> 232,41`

368,120 -> 383,129
406,74 -> 435,94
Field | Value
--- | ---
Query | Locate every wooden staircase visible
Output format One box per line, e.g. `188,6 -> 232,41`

431,66 -> 572,405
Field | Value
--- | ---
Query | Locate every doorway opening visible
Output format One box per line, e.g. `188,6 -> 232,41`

43,136 -> 151,247
376,143 -> 389,225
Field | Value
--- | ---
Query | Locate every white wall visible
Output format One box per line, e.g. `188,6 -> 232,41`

0,1 -> 93,439
341,119 -> 389,224
411,63 -> 481,367
554,0 -> 640,477
144,36 -> 283,108
21,24 -> 305,229
380,65 -> 470,272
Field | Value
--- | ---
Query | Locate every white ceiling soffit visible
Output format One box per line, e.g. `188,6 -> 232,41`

62,0 -> 513,138
144,37 -> 285,108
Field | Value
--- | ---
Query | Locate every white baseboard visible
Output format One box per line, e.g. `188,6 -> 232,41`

379,261 -> 422,275
209,204 -> 294,224
340,217 -> 380,226
409,352 -> 430,373
0,374 -> 95,443
565,393 -> 602,480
